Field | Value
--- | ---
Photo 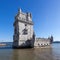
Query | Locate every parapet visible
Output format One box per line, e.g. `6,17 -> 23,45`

15,8 -> 32,21
14,8 -> 33,26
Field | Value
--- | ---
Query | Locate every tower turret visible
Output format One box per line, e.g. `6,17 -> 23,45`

26,12 -> 32,21
18,8 -> 22,13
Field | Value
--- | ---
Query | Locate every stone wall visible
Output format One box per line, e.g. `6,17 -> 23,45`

13,9 -> 53,48
13,9 -> 34,48
34,38 -> 51,47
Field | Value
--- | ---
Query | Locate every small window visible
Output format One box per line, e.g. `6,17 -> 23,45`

25,24 -> 27,26
47,44 -> 48,45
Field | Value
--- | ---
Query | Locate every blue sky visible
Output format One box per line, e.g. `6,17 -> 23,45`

0,0 -> 60,42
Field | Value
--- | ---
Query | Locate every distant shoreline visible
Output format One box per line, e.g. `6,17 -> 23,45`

0,43 -> 6,46
0,42 -> 60,47
53,41 -> 60,43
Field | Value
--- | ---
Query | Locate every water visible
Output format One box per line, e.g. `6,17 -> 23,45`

0,43 -> 60,60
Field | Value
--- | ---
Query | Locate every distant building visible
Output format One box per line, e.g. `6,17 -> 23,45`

13,9 -> 53,48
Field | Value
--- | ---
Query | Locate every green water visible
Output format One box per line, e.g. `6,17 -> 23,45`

0,43 -> 60,60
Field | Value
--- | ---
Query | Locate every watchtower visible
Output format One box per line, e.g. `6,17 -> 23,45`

13,9 -> 35,48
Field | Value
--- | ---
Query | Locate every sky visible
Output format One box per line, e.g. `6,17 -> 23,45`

0,0 -> 60,42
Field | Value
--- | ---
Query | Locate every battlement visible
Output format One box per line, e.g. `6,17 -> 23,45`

15,8 -> 32,22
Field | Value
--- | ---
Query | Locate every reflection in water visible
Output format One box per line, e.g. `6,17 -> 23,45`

0,43 -> 60,60
12,48 -> 54,60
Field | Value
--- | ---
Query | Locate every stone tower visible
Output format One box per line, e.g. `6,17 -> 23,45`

13,9 -> 35,48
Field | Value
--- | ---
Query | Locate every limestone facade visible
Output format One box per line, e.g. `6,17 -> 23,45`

34,38 -> 51,47
13,9 -> 53,48
13,9 -> 35,48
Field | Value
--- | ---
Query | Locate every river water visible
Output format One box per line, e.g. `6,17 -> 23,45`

0,43 -> 60,60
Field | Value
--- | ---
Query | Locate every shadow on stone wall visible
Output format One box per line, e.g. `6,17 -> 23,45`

13,32 -> 35,49
13,38 -> 35,49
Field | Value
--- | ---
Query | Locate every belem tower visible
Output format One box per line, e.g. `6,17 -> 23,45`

13,9 -> 53,48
